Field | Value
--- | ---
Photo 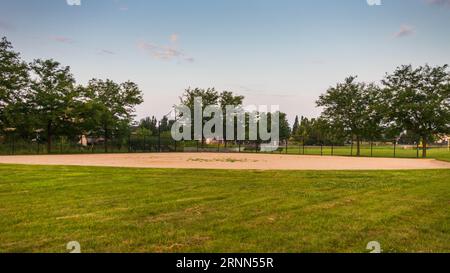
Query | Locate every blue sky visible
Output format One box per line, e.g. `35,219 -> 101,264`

1,0 -> 450,122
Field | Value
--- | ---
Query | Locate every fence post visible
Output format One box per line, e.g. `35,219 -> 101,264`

321,144 -> 323,156
394,139 -> 397,158
196,140 -> 199,152
128,134 -> 131,153
331,143 -> 334,156
370,141 -> 373,157
12,134 -> 15,155
238,141 -> 241,153
144,135 -> 147,152
350,139 -> 353,156
285,140 -> 288,154
158,122 -> 161,152
416,142 -> 419,158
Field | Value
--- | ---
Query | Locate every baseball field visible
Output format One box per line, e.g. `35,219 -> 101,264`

1,153 -> 449,253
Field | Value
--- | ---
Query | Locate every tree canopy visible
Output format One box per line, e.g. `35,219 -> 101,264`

316,76 -> 383,155
0,37 -> 143,152
381,64 -> 450,157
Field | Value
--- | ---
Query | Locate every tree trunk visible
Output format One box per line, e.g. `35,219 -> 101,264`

422,137 -> 427,158
47,121 -> 52,154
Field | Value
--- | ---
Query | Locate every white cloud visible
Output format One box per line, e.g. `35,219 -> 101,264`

99,49 -> 115,55
66,0 -> 81,6
366,0 -> 382,6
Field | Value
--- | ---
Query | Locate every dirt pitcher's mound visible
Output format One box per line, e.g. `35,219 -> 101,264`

0,153 -> 449,170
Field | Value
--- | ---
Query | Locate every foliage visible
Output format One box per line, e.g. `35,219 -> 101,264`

0,37 -> 30,134
0,37 -> 143,151
381,64 -> 450,157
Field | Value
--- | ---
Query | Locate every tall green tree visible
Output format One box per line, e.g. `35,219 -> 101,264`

83,79 -> 143,152
219,91 -> 244,144
292,115 -> 300,137
278,112 -> 291,141
382,64 -> 450,157
180,87 -> 220,111
139,116 -> 158,135
360,83 -> 385,143
179,87 -> 220,142
0,37 -> 30,134
29,59 -> 77,153
317,76 -> 382,156
159,115 -> 170,132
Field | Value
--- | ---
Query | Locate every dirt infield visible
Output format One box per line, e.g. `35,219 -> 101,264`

1,153 -> 450,170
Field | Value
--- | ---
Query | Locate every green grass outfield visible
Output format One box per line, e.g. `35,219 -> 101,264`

283,146 -> 450,162
0,164 -> 449,253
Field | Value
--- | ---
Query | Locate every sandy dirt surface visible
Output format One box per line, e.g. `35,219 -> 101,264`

0,153 -> 450,170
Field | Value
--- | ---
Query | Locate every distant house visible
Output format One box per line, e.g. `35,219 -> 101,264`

435,135 -> 449,145
78,135 -> 105,147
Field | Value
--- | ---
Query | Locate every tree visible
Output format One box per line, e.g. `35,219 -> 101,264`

178,88 -> 248,144
180,87 -> 220,111
361,84 -> 385,143
179,87 -> 220,142
317,76 -> 382,156
83,79 -> 143,152
382,64 -> 450,157
297,116 -> 309,144
278,112 -> 291,141
29,59 -> 77,153
139,116 -> 158,135
292,115 -> 300,137
219,91 -> 244,109
0,37 -> 30,134
219,91 -> 244,144
159,116 -> 170,132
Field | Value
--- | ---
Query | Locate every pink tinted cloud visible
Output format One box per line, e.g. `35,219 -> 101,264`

51,36 -> 74,43
170,34 -> 179,42
138,40 -> 194,63
394,25 -> 415,38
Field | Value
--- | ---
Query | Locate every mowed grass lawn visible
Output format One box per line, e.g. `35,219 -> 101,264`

0,164 -> 449,253
284,146 -> 450,162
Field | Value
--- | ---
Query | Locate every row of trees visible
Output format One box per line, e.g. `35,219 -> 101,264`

167,65 -> 449,158
313,66 -> 450,157
291,116 -> 342,146
137,87 -> 292,144
2,35 -> 449,157
0,37 -> 143,152
179,87 -> 291,143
